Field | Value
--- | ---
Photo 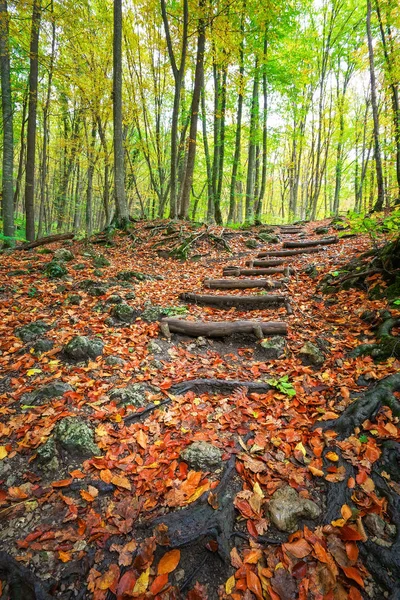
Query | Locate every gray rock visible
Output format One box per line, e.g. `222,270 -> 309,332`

109,383 -> 149,407
16,320 -> 51,343
32,338 -> 54,354
298,341 -> 325,367
150,359 -> 163,370
92,255 -> 110,268
260,336 -> 286,359
54,417 -> 100,456
110,303 -> 136,323
268,485 -> 321,532
36,438 -> 60,471
64,336 -> 104,360
54,248 -> 75,262
105,355 -> 125,366
195,337 -> 207,347
148,341 -> 162,354
180,441 -> 223,472
141,304 -> 167,322
21,381 -> 73,406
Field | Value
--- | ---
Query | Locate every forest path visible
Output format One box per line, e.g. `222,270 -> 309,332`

0,219 -> 399,599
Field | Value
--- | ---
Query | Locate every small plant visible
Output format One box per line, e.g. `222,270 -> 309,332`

163,305 -> 188,316
268,375 -> 296,397
27,286 -> 38,298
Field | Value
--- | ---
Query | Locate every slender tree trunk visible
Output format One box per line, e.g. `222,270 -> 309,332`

228,14 -> 245,224
0,0 -> 14,244
38,1 -> 55,239
201,87 -> 214,222
255,30 -> 268,225
211,58 -> 223,224
178,1 -> 205,220
367,0 -> 385,211
113,0 -> 129,226
245,58 -> 259,223
86,119 -> 96,238
97,117 -> 110,226
13,88 -> 27,214
24,0 -> 41,241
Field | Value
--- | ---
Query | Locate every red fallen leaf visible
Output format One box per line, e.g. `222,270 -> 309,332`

283,538 -> 312,559
313,541 -> 329,563
292,561 -> 308,579
149,573 -> 168,595
51,478 -> 73,488
116,571 -> 136,599
341,566 -> 364,588
246,570 -> 263,600
346,541 -> 359,562
340,526 -> 363,541
159,379 -> 172,390
247,519 -> 259,538
348,586 -> 363,600
157,549 -> 181,575
205,540 -> 218,552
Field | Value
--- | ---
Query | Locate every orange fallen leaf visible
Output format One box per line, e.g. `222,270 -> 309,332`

150,573 -> 168,595
111,474 -> 131,490
157,549 -> 181,575
341,504 -> 352,521
246,569 -> 263,600
341,565 -> 364,588
58,551 -> 72,563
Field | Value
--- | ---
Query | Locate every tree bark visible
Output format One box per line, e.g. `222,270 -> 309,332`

113,0 -> 129,226
257,248 -> 321,257
204,278 -> 283,290
0,0 -> 14,244
245,58 -> 259,223
161,318 -> 288,338
283,236 -> 338,248
367,0 -> 385,211
178,0 -> 206,219
24,0 -> 41,242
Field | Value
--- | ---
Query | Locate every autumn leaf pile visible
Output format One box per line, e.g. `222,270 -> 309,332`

0,219 -> 399,599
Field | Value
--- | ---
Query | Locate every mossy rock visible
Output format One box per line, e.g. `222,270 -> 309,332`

54,417 -> 99,456
245,239 -> 258,249
298,341 -> 325,366
109,383 -> 150,407
260,336 -> 286,359
54,248 -> 75,262
315,226 -> 329,235
21,381 -> 73,406
386,276 -> 400,301
16,320 -> 51,343
92,255 -> 110,268
67,294 -> 81,305
64,335 -> 104,360
304,264 -> 318,279
258,233 -> 280,244
110,303 -> 136,323
32,338 -> 54,354
8,269 -> 28,276
180,442 -> 223,472
117,270 -> 146,282
106,294 -> 123,305
45,261 -> 68,279
78,279 -> 100,291
105,355 -> 125,366
125,292 -> 136,300
87,284 -> 108,297
73,263 -> 86,271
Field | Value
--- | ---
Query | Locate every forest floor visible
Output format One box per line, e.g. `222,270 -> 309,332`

0,218 -> 399,600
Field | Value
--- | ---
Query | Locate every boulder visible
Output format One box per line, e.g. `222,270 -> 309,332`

67,294 -> 81,305
106,294 -> 123,305
314,226 -> 329,235
148,341 -> 162,354
109,383 -> 149,407
268,485 -> 321,532
180,441 -> 223,472
54,248 -> 75,262
64,336 -> 104,360
298,341 -> 324,367
258,233 -> 280,244
16,320 -> 51,343
110,303 -> 136,323
92,255 -> 110,268
245,239 -> 258,249
21,381 -> 73,405
260,336 -> 286,359
45,261 -> 68,278
87,284 -> 108,297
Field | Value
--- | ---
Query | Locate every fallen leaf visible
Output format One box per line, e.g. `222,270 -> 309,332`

158,549 -> 181,575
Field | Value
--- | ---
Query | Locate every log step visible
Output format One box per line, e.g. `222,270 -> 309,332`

257,248 -> 321,258
283,236 -> 338,249
223,266 -> 293,276
245,259 -> 284,267
160,318 -> 288,338
180,292 -> 292,313
204,278 -> 283,290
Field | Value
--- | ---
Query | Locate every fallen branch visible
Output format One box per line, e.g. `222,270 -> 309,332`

170,378 -> 274,396
160,318 -> 288,338
17,233 -> 74,251
180,292 -> 290,311
204,278 -> 283,290
257,248 -> 321,257
283,236 -> 338,248
245,259 -> 285,267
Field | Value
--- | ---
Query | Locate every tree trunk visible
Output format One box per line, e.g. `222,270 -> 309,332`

201,87 -> 214,223
24,0 -> 41,242
367,0 -> 385,211
178,0 -> 206,219
245,58 -> 259,224
13,87 -> 27,214
86,119 -> 96,238
113,0 -> 129,227
255,30 -> 268,225
0,0 -> 14,245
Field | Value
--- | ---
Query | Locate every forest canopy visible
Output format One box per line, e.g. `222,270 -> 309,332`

0,0 -> 399,243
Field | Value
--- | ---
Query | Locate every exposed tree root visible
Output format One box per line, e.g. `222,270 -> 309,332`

317,373 -> 400,439
350,318 -> 400,360
0,552 -> 54,600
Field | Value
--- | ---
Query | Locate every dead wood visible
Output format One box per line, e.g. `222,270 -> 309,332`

0,551 -> 54,599
203,278 -> 283,290
245,259 -> 285,267
257,248 -> 321,257
17,233 -> 74,251
283,236 -> 338,248
160,318 -> 288,338
222,266 -> 294,276
180,292 -> 290,311
170,378 -> 274,396
124,398 -> 171,424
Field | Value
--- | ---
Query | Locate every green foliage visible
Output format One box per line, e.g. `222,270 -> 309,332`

162,305 -> 188,316
348,210 -> 400,241
268,375 -> 296,397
